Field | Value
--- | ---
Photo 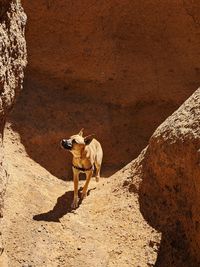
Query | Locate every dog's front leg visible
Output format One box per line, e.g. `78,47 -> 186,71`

81,170 -> 93,200
71,171 -> 79,209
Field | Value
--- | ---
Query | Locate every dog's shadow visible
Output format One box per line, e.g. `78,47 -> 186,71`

33,187 -> 96,222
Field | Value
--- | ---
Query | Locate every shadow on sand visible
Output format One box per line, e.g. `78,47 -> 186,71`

33,187 -> 96,222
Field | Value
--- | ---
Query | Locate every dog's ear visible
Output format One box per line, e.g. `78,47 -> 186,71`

84,134 -> 95,145
78,128 -> 84,136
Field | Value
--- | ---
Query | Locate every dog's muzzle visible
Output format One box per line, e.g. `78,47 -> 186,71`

61,139 -> 72,150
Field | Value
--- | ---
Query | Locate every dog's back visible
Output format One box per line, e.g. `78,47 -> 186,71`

85,138 -> 103,166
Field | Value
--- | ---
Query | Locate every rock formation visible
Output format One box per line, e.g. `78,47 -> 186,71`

0,0 -> 27,262
10,0 -> 200,178
126,88 -> 200,266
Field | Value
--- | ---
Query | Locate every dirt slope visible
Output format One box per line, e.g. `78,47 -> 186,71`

2,124 -> 160,267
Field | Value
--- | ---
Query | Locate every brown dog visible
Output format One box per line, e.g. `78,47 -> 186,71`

61,129 -> 103,209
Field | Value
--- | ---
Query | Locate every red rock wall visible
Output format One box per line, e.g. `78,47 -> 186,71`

138,88 -> 200,266
0,0 -> 27,262
12,0 -> 200,178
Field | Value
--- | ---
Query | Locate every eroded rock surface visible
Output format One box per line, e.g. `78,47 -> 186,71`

10,0 -> 200,178
127,88 -> 200,266
0,0 -> 27,261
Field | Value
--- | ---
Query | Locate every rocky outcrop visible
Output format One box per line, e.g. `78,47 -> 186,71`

0,0 -> 27,260
126,88 -> 200,266
10,0 -> 200,178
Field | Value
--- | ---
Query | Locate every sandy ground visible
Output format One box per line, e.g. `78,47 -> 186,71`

2,124 -> 161,267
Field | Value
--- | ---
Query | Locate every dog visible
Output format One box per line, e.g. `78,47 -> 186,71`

61,129 -> 103,209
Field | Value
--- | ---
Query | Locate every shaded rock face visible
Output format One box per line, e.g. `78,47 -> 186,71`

0,0 -> 27,257
10,0 -> 200,178
137,88 -> 200,266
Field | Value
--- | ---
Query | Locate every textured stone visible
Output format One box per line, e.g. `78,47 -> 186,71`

133,88 -> 200,266
10,0 -> 200,178
0,0 -> 27,260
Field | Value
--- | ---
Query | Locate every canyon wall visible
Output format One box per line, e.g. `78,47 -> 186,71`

1,1 -> 200,265
12,0 -> 200,178
0,0 -> 27,263
135,88 -> 200,266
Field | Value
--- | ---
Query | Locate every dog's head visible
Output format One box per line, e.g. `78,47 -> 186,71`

61,129 -> 94,154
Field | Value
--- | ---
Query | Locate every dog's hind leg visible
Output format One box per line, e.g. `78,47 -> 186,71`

81,170 -> 93,199
95,148 -> 103,182
95,162 -> 101,182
